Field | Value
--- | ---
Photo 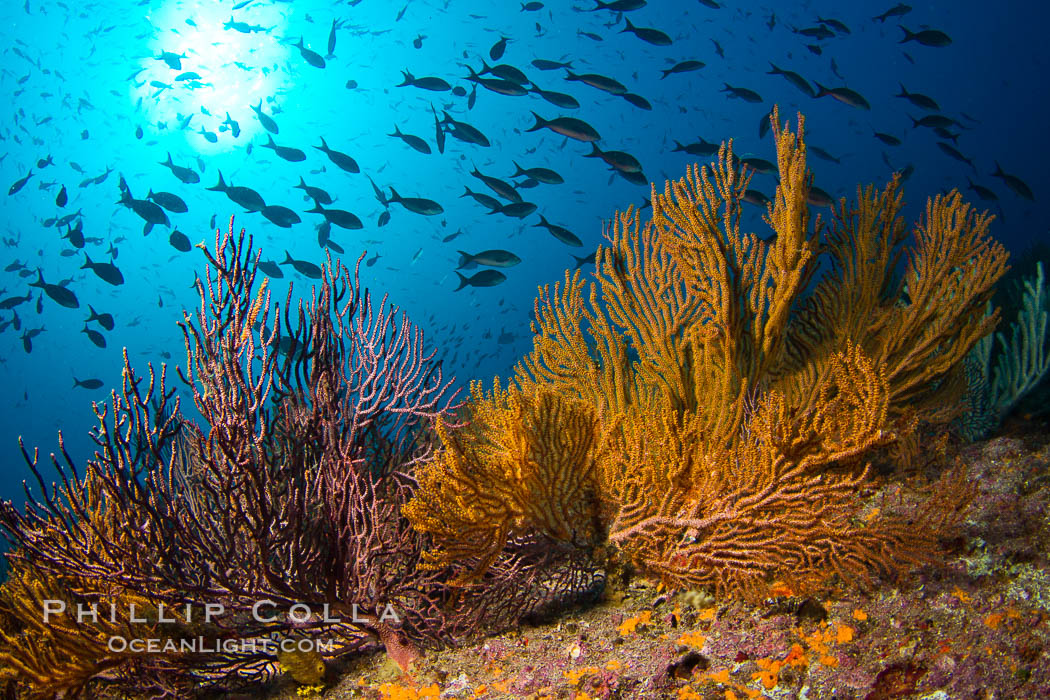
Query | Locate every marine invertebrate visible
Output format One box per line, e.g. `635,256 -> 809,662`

0,472 -> 202,698
961,261 -> 1049,439
408,108 -> 1008,600
0,220 -> 469,695
405,379 -> 608,582
989,262 -> 1049,404
404,380 -> 609,630
0,557 -> 133,699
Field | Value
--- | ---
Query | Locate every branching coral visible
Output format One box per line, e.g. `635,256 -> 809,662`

961,261 -> 1049,439
405,379 -> 610,583
0,472 -> 204,698
0,220 -> 470,696
407,108 -> 1008,600
603,343 -> 970,598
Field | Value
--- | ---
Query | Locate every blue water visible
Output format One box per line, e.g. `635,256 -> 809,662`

0,0 -> 1045,505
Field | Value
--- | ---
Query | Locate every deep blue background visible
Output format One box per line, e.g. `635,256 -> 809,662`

0,0 -> 1046,505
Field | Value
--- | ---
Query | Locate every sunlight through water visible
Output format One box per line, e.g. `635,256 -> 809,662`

137,1 -> 292,153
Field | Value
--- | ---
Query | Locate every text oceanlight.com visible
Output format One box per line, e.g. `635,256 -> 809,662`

107,636 -> 338,654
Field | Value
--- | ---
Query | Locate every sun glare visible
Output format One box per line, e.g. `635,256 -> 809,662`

138,1 -> 292,152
